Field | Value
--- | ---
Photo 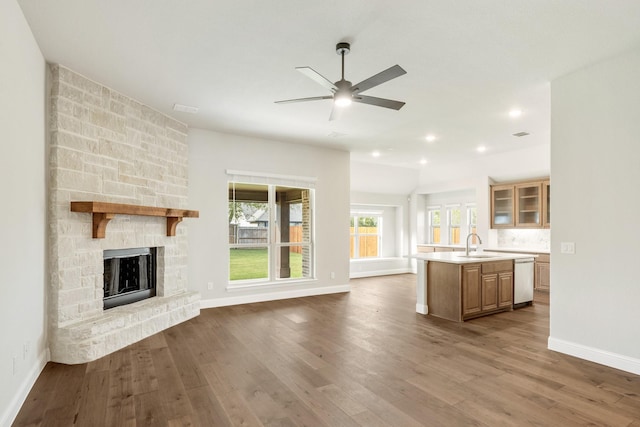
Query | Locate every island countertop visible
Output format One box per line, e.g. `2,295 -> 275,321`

412,251 -> 537,264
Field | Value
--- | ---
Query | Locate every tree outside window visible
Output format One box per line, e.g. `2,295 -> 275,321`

448,205 -> 461,244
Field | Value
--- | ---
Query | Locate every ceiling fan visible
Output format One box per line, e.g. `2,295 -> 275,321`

275,42 -> 407,120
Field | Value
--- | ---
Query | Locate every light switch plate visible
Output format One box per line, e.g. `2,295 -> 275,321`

561,242 -> 575,254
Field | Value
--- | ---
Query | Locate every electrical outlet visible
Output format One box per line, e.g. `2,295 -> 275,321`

561,242 -> 575,254
12,355 -> 17,376
23,343 -> 28,360
207,282 -> 214,290
330,272 -> 335,279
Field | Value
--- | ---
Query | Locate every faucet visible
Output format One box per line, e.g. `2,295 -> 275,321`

466,233 -> 483,256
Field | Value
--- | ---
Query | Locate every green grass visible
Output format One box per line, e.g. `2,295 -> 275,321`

229,248 -> 303,281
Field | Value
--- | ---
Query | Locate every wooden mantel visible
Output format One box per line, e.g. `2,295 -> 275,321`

70,201 -> 199,239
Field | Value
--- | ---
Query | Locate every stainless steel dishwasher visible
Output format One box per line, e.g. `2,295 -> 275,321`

513,258 -> 535,308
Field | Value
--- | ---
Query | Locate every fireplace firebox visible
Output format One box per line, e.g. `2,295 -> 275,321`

103,247 -> 157,309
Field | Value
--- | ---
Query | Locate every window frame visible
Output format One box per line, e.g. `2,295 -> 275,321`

446,204 -> 462,244
427,206 -> 441,244
350,212 -> 383,259
227,181 -> 315,287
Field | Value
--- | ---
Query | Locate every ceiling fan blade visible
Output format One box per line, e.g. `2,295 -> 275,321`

275,95 -> 333,104
296,67 -> 338,92
352,64 -> 407,94
353,95 -> 405,110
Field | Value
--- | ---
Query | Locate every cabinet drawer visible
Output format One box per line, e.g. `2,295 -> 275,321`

481,261 -> 513,274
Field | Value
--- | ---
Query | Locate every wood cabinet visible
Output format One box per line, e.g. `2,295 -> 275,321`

491,185 -> 515,228
515,182 -> 542,227
490,178 -> 550,229
542,180 -> 550,228
481,274 -> 499,311
462,265 -> 482,316
461,261 -> 514,320
498,271 -> 514,308
534,254 -> 550,291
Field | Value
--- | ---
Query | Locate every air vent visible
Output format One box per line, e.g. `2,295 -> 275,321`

173,103 -> 199,114
513,131 -> 529,137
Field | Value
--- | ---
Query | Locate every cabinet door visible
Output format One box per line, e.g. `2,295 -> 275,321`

462,265 -> 482,316
515,182 -> 542,227
498,272 -> 513,308
481,274 -> 498,311
542,180 -> 550,228
535,262 -> 550,291
491,185 -> 514,228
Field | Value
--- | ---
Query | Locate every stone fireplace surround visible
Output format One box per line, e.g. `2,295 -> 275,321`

49,65 -> 200,364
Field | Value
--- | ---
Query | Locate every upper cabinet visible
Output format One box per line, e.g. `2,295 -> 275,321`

515,182 -> 542,227
491,185 -> 515,228
490,178 -> 550,229
542,180 -> 550,228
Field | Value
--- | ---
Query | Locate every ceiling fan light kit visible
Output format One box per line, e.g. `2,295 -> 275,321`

276,42 -> 406,120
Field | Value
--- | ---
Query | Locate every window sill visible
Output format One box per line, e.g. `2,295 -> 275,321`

226,277 -> 318,292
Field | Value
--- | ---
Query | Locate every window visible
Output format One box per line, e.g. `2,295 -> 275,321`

467,204 -> 478,244
447,205 -> 461,244
228,181 -> 314,284
427,207 -> 441,244
350,214 -> 382,258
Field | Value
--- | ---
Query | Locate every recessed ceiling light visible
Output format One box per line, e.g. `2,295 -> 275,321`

173,103 -> 199,114
477,146 -> 486,153
420,158 -> 427,165
509,109 -> 523,118
372,151 -> 381,157
425,134 -> 436,142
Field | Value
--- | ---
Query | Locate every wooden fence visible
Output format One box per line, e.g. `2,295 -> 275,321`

229,225 -> 303,253
350,227 -> 379,258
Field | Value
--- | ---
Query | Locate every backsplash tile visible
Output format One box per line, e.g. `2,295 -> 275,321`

497,229 -> 550,250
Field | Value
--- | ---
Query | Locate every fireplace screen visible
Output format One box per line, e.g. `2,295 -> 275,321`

103,247 -> 156,309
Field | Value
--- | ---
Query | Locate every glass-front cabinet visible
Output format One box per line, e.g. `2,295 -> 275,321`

491,185 -> 515,228
542,180 -> 550,228
490,178 -> 550,229
515,182 -> 542,227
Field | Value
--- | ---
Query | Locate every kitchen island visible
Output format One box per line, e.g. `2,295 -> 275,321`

414,251 -> 536,322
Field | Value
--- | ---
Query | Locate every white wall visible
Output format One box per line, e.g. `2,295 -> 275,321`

549,47 -> 640,374
351,160 -> 419,194
188,129 -> 351,307
350,192 -> 412,278
0,0 -> 47,425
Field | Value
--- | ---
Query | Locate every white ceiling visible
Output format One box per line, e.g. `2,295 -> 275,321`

17,0 -> 640,169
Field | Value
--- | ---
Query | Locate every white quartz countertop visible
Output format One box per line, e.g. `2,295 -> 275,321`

412,251 -> 537,264
417,244 -> 549,255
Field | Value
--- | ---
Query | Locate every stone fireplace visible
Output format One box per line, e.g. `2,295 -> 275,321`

48,65 -> 200,364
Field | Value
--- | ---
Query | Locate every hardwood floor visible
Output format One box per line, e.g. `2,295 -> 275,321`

14,274 -> 640,426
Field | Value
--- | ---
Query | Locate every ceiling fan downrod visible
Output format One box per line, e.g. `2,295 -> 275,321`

336,42 -> 350,81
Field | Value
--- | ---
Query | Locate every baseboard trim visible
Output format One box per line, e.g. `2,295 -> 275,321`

349,268 -> 413,279
1,349 -> 49,427
200,284 -> 351,309
416,304 -> 428,315
548,336 -> 640,375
